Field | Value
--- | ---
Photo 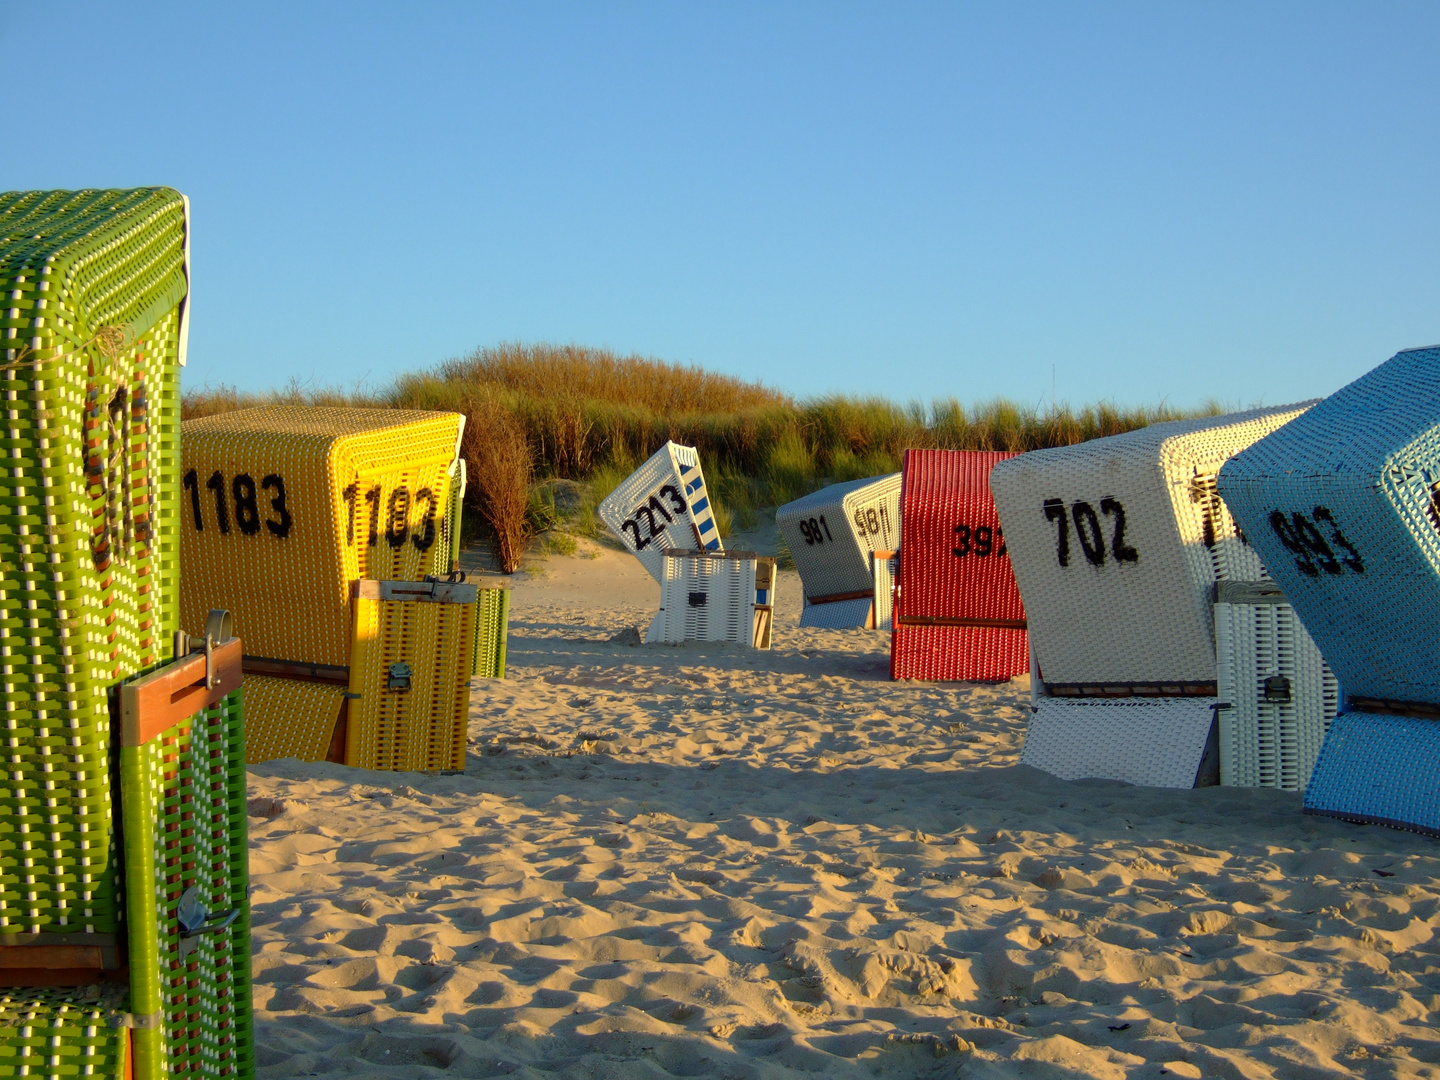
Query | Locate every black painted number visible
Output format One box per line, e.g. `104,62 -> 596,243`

233,473 -> 261,536
386,487 -> 411,550
186,469 -> 287,539
206,470 -> 230,535
1268,506 -> 1364,578
620,484 -> 689,551
953,523 -> 1006,558
1044,497 -> 1140,568
413,488 -> 437,552
184,469 -> 203,531
263,474 -> 292,538
799,515 -> 835,546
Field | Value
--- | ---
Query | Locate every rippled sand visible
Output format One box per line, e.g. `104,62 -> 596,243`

247,542 -> 1440,1079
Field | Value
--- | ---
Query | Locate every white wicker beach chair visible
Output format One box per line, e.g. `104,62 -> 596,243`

996,404 -> 1312,789
1214,581 -> 1338,791
991,404 -> 1312,686
651,549 -> 775,648
1020,697 -> 1220,788
599,442 -> 722,583
777,474 -> 901,629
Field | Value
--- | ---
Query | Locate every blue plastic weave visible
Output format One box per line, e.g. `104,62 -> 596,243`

1217,345 -> 1440,705
1303,711 -> 1440,836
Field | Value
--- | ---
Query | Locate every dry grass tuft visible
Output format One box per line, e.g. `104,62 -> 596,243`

182,342 -> 1229,562
460,395 -> 534,574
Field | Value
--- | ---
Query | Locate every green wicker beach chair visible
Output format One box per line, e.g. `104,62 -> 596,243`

0,187 -> 188,940
119,634 -> 251,1079
474,582 -> 510,680
0,189 -> 253,1077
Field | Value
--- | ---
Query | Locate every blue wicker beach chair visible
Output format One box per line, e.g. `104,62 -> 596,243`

1218,344 -> 1440,834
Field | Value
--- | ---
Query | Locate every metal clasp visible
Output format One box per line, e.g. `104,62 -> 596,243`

388,663 -> 413,692
175,884 -> 239,958
173,609 -> 234,689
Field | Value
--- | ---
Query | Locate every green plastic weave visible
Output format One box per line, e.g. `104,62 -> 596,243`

474,587 -> 509,680
0,985 -> 127,1077
120,688 -> 252,1080
0,188 -> 187,937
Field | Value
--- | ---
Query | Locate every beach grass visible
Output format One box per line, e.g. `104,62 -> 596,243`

183,342 -> 1224,570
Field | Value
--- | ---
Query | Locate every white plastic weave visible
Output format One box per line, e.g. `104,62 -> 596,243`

991,404 -> 1312,685
653,552 -> 759,646
1215,583 -> 1338,791
779,474 -> 901,629
872,550 -> 898,631
1021,697 -> 1219,788
600,443 -> 722,583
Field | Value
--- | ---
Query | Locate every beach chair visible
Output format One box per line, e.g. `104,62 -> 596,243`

872,550 -> 898,631
0,188 -> 253,1075
992,404 -> 1312,787
181,408 -> 486,766
1217,345 -> 1440,832
652,550 -> 776,648
117,624 -> 253,1079
891,451 -> 1028,681
345,578 -> 491,772
777,475 -> 901,628
599,442 -> 722,583
1214,581 -> 1338,790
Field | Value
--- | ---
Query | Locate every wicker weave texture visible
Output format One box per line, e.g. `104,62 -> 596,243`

598,443 -> 721,583
180,408 -> 464,667
799,596 -> 874,630
872,552 -> 897,631
1021,697 -> 1218,787
891,450 -> 1027,680
120,688 -> 252,1079
0,987 -> 128,1078
1218,347 -> 1440,704
890,624 -> 1028,682
992,404 -> 1311,685
654,555 -> 758,646
241,676 -> 344,764
1303,711 -> 1440,835
439,459 -> 466,574
778,474 -> 900,627
1215,594 -> 1337,791
347,588 -> 476,772
0,188 -> 190,937
472,586 -> 510,680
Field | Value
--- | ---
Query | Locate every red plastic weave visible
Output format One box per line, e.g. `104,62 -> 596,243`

891,449 -> 1029,681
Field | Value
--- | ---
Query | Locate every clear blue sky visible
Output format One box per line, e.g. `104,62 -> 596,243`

4,3 -> 1436,408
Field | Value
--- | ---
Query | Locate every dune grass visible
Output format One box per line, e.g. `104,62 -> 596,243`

182,342 -> 1224,570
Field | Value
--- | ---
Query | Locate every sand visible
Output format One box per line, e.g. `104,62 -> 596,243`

247,534 -> 1440,1079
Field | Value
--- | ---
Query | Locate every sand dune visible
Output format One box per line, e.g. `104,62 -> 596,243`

247,541 -> 1440,1078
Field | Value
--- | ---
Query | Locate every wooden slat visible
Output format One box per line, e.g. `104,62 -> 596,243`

895,615 -> 1027,630
808,589 -> 876,605
120,637 -> 243,747
244,656 -> 350,685
1045,681 -> 1218,699
1347,697 -> 1440,720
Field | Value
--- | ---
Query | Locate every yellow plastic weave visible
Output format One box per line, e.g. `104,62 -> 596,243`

346,593 -> 475,772
180,408 -> 464,665
241,675 -> 346,764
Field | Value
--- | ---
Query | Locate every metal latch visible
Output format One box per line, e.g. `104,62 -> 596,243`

1263,675 -> 1292,703
175,884 -> 238,958
173,609 -> 234,689
388,663 -> 412,692
688,591 -> 707,608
